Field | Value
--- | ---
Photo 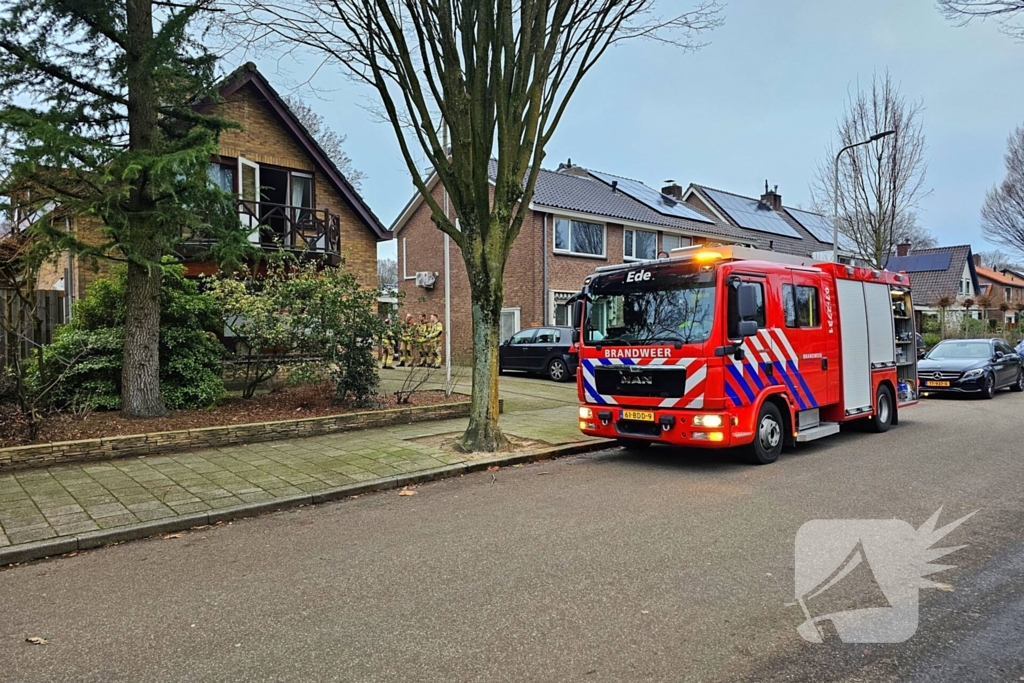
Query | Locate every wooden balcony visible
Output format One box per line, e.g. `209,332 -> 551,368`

237,199 -> 341,256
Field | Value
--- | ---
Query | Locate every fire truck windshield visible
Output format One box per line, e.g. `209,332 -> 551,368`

583,269 -> 716,346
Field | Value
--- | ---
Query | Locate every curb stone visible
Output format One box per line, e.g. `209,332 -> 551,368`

0,438 -> 610,567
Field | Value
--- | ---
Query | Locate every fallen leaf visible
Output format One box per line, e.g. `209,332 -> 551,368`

398,489 -> 417,497
537,472 -> 551,476
640,610 -> 649,615
162,533 -> 183,540
487,466 -> 500,472
932,582 -> 955,592
26,637 -> 47,645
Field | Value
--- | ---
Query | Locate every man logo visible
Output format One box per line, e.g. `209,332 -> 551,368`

791,507 -> 975,643
625,269 -> 652,283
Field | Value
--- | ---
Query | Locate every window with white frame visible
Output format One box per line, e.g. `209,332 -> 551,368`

661,233 -> 692,254
623,228 -> 657,260
554,217 -> 605,257
551,290 -> 576,326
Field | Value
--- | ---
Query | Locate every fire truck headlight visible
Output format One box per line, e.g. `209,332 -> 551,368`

707,432 -> 725,442
693,415 -> 724,428
579,407 -> 593,419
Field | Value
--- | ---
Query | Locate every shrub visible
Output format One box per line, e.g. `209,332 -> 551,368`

923,332 -> 941,349
205,260 -> 384,406
45,261 -> 225,410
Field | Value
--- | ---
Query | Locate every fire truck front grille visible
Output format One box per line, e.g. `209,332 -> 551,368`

594,367 -> 688,398
616,420 -> 662,437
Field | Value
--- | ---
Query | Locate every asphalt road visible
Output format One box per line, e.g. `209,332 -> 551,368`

2,389 -> 1023,682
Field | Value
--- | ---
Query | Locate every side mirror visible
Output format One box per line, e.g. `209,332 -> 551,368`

737,283 -> 759,321
738,320 -> 758,338
571,328 -> 580,344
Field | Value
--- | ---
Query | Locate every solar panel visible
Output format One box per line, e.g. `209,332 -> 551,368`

886,253 -> 952,273
785,207 -> 856,250
590,171 -> 713,224
703,188 -> 803,239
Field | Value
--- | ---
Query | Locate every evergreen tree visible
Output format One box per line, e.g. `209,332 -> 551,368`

0,0 -> 249,417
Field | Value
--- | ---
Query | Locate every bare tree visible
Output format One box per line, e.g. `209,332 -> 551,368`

811,72 -> 931,269
894,211 -> 938,250
226,0 -> 723,451
981,125 -> 1024,259
977,248 -> 1024,272
282,95 -> 366,189
377,257 -> 398,291
937,0 -> 1024,39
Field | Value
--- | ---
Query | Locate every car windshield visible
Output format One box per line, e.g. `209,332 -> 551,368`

584,267 -> 716,346
926,341 -> 992,360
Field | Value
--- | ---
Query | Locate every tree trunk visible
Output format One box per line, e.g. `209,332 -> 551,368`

121,0 -> 167,418
122,258 -> 168,417
457,256 -> 510,453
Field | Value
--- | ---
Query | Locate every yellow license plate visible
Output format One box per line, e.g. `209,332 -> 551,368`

925,381 -> 950,387
621,410 -> 655,422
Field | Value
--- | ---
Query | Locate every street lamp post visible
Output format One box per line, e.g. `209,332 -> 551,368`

832,129 -> 896,262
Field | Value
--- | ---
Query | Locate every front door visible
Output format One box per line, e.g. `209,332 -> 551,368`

237,157 -> 260,243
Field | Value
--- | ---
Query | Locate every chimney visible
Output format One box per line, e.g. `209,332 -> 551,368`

896,242 -> 912,257
759,180 -> 782,211
661,181 -> 683,201
973,253 -> 982,268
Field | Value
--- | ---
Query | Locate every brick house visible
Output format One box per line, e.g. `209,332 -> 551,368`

392,162 -> 849,361
974,256 -> 1024,325
11,63 -> 388,315
885,244 -> 982,331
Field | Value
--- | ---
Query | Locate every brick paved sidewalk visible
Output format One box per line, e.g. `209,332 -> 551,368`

0,404 -> 597,549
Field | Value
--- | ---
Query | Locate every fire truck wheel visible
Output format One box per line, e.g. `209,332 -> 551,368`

868,384 -> 894,433
749,402 -> 784,465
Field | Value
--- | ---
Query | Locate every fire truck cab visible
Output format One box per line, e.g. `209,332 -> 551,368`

574,245 -> 919,464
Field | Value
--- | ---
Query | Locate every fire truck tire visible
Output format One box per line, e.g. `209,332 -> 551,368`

749,402 -> 784,465
615,439 -> 652,451
868,384 -> 894,433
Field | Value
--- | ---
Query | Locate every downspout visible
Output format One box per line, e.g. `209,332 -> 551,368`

542,213 -> 549,324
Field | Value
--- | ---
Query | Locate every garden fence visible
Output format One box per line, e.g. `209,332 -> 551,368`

0,289 -> 65,372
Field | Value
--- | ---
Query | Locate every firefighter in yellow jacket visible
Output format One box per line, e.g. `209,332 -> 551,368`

414,313 -> 430,367
380,315 -> 397,369
426,313 -> 444,368
397,314 -> 415,367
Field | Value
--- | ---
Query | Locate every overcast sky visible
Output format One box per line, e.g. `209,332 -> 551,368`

240,0 -> 1024,262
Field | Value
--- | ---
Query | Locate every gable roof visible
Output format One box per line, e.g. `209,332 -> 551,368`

391,163 -> 728,238
389,163 -> 855,261
886,245 -> 979,305
976,265 -> 1024,289
204,63 -> 390,241
685,185 -> 847,257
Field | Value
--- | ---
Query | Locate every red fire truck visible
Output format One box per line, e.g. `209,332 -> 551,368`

573,245 -> 919,464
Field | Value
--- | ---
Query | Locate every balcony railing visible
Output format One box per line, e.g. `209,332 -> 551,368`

237,199 -> 340,255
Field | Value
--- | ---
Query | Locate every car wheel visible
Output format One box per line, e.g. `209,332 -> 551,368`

1011,369 -> 1024,393
615,439 -> 651,451
868,384 -> 894,433
749,402 -> 783,465
547,358 -> 569,382
982,373 -> 996,400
